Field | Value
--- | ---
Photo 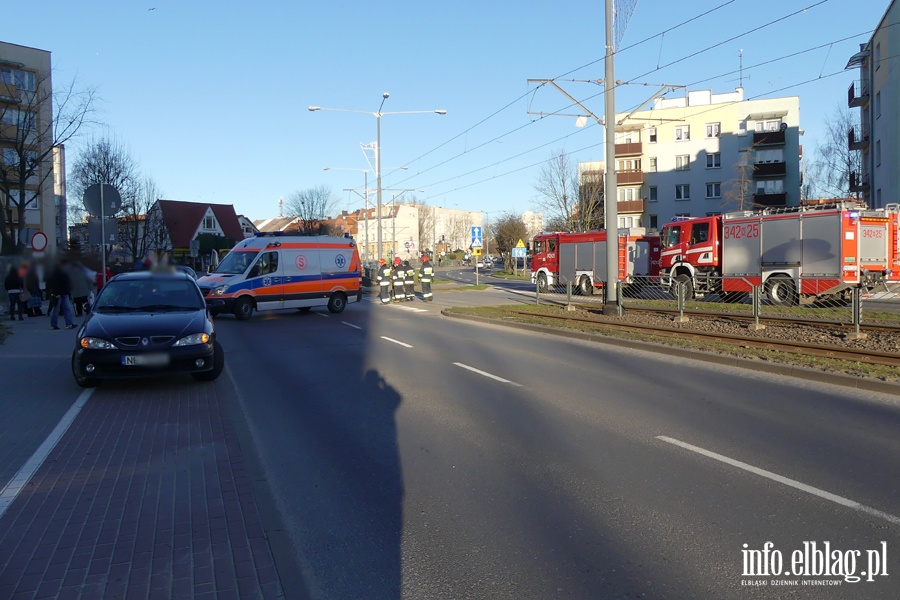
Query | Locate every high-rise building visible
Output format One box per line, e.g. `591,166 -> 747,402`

591,88 -> 801,230
847,0 -> 898,209
0,41 -> 55,254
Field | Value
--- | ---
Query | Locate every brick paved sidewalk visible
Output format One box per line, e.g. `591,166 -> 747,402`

0,378 -> 285,599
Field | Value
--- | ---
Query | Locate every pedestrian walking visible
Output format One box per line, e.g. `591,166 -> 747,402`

419,255 -> 435,302
4,264 -> 24,321
24,262 -> 43,316
402,260 -> 415,301
71,264 -> 92,318
48,259 -> 76,330
376,258 -> 393,305
391,257 -> 405,303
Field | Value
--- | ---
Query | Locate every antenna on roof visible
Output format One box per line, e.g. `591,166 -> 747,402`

278,196 -> 283,218
739,49 -> 743,89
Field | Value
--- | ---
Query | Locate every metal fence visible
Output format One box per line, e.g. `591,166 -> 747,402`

534,274 -> 900,332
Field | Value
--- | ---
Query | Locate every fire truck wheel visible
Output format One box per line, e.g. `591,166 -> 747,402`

674,274 -> 694,301
578,276 -> 593,295
766,276 -> 798,306
537,272 -> 548,294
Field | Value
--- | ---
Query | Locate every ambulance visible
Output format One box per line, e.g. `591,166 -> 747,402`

197,233 -> 362,319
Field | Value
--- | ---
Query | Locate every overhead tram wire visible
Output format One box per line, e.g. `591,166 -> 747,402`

384,0 -> 836,195
376,0 -> 745,186
423,67 -> 855,200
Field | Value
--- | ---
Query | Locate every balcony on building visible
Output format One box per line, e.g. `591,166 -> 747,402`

753,193 -> 787,207
849,171 -> 869,193
848,80 -> 869,108
752,130 -> 785,146
616,169 -> 643,185
617,199 -> 645,214
753,162 -> 787,178
848,125 -> 869,151
614,141 -> 642,157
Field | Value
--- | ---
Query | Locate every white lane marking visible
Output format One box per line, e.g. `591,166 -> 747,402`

453,362 -> 522,387
342,321 -> 362,330
0,388 -> 94,519
381,336 -> 413,348
656,436 -> 900,527
316,312 -> 329,318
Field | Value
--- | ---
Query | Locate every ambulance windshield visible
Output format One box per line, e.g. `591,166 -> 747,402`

214,249 -> 258,274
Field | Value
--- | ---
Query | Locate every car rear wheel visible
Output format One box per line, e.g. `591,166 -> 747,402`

71,351 -> 100,388
234,297 -> 254,320
328,292 -> 347,314
192,341 -> 225,382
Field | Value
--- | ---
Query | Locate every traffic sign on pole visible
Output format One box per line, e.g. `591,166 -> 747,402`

471,226 -> 483,248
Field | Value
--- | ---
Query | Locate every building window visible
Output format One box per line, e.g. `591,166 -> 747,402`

676,155 -> 690,170
675,184 -> 690,200
674,125 -> 690,141
705,122 -> 721,138
649,214 -> 658,229
616,158 -> 640,171
203,216 -> 215,230
876,92 -> 881,118
648,128 -> 657,143
648,157 -> 657,172
706,153 -> 721,168
648,186 -> 658,201
706,183 -> 721,199
755,179 -> 784,195
0,68 -> 36,92
617,187 -> 639,202
755,149 -> 784,163
755,119 -> 782,132
875,42 -> 881,69
876,140 -> 881,166
738,120 -> 747,136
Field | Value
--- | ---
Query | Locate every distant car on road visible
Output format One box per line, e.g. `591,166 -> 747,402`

71,271 -> 224,387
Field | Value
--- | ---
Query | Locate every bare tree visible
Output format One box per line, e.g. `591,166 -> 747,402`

533,149 -> 580,232
576,168 -> 604,231
492,212 -> 528,271
447,213 -> 471,251
285,185 -> 338,235
70,137 -> 140,213
0,71 -> 97,254
406,196 -> 435,255
721,147 -> 756,212
808,105 -> 861,199
118,176 -> 164,263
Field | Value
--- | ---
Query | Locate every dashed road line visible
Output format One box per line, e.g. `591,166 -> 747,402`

381,336 -> 413,348
0,389 -> 94,519
452,362 -> 522,387
656,436 -> 900,527
342,321 -> 362,330
316,312 -> 329,318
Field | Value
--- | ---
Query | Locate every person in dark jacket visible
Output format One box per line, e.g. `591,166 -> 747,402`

48,259 -> 75,330
4,265 -> 24,321
402,260 -> 415,301
419,255 -> 435,302
391,257 -> 405,303
375,258 -> 393,305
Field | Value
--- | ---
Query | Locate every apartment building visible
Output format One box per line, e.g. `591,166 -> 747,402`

596,88 -> 801,230
847,0 -> 898,209
0,41 -> 55,254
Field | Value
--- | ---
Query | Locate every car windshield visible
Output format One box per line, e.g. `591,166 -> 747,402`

94,279 -> 204,312
213,249 -> 258,274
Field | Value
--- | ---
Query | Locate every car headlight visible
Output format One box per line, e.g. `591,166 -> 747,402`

214,285 -> 228,295
80,337 -> 116,350
173,333 -> 211,347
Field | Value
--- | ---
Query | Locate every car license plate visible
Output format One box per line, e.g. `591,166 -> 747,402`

122,353 -> 170,367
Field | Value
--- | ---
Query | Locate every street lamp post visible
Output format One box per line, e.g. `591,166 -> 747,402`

310,94 -> 446,261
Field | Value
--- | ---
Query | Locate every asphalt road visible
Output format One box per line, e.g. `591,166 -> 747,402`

214,292 -> 900,599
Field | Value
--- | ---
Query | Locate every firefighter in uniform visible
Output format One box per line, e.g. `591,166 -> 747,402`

376,258 -> 392,304
402,260 -> 415,301
391,257 -> 405,302
419,255 -> 434,301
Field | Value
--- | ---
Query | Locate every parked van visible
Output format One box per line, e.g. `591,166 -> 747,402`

197,234 -> 362,319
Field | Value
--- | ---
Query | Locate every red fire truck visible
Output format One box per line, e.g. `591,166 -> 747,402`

530,228 -> 660,295
659,202 -> 900,304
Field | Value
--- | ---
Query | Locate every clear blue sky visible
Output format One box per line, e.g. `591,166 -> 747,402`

8,0 -> 889,219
